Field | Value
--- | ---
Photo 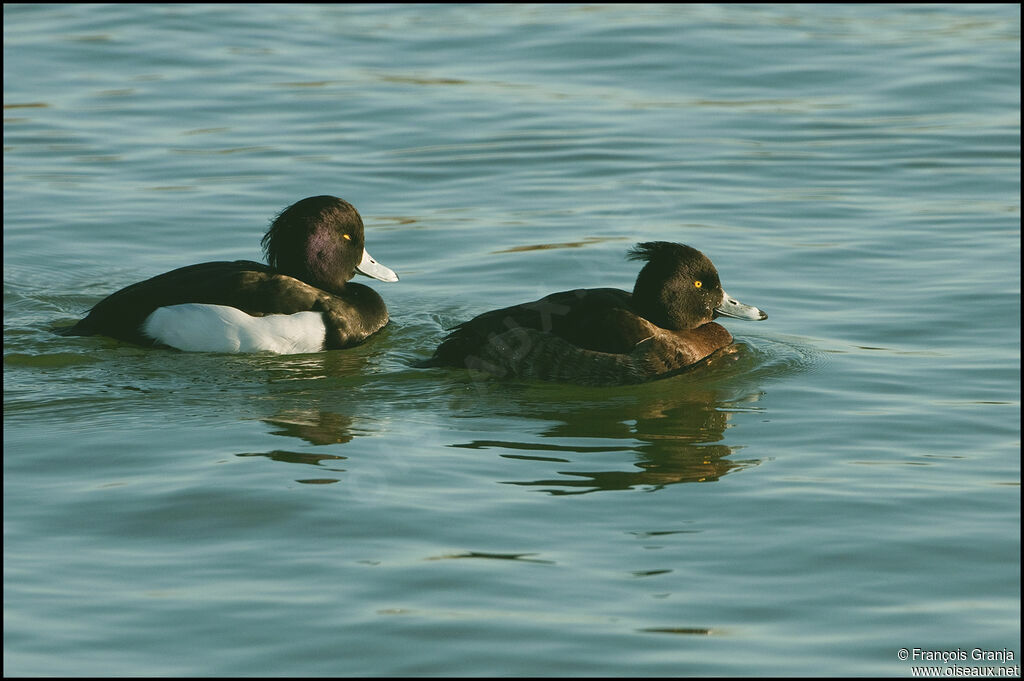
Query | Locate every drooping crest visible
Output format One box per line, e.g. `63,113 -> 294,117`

627,241 -> 702,264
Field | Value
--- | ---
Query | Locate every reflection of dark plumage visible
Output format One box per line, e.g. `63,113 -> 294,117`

424,242 -> 765,385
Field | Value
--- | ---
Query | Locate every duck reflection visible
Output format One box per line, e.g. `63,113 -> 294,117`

236,449 -> 346,469
262,410 -> 356,446
232,342 -> 766,495
236,410 -> 354,482
451,378 -> 763,495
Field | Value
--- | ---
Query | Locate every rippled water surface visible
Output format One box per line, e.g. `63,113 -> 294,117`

4,4 -> 1020,677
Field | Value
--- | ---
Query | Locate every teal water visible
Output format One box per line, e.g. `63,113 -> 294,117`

4,3 -> 1020,677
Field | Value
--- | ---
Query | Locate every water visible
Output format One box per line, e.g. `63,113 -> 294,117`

4,3 -> 1020,676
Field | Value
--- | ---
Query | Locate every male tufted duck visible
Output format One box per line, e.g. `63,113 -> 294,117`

59,195 -> 398,353
423,241 -> 765,385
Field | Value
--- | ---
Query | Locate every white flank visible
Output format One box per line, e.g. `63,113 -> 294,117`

142,303 -> 326,354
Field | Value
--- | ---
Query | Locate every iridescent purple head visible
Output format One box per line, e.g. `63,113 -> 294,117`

262,196 -> 397,293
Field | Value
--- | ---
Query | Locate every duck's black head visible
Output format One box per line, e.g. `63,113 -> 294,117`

628,241 -> 765,330
262,195 -> 398,294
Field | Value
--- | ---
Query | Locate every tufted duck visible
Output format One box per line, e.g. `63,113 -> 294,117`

423,241 -> 765,385
59,195 -> 398,353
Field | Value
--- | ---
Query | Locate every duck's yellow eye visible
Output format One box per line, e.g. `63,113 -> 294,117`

342,233 -> 352,241
694,280 -> 702,289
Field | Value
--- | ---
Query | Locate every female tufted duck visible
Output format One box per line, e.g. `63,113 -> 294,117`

423,241 -> 765,385
59,195 -> 398,353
